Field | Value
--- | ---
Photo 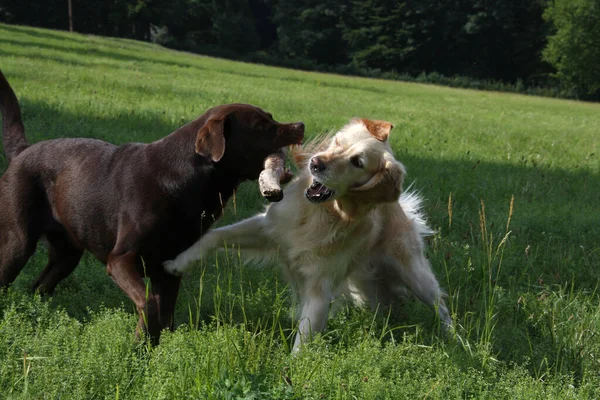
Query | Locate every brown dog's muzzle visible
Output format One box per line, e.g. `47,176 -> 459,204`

278,122 -> 305,147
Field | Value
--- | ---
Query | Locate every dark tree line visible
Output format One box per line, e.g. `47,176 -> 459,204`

1,0 -> 598,99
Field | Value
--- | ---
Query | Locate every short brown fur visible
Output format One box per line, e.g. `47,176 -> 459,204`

0,70 -> 304,344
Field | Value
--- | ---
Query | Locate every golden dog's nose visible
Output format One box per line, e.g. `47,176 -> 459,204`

310,156 -> 326,173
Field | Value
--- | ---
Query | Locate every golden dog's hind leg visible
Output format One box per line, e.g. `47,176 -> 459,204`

387,255 -> 452,330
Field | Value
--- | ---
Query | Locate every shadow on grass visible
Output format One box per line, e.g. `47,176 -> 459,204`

0,23 -> 162,49
1,24 -> 88,44
0,29 -> 389,94
0,36 -> 206,70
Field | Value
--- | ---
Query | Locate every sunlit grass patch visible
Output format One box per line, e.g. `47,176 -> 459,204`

0,22 -> 599,398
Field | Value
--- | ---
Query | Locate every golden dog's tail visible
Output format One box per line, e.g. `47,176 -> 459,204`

0,69 -> 28,162
399,189 -> 434,237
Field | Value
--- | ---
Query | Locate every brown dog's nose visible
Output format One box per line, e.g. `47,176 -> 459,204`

294,122 -> 305,131
310,156 -> 326,173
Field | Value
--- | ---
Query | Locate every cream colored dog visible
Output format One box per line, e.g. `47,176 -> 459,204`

164,118 -> 452,351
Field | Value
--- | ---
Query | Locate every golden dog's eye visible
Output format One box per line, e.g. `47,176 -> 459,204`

350,155 -> 363,168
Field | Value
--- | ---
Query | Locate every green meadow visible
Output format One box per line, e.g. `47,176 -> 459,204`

1,23 -> 599,399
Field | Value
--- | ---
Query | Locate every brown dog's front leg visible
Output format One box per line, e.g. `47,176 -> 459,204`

106,251 -> 161,344
151,269 -> 182,332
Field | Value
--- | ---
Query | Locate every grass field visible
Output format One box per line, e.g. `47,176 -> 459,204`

1,22 -> 599,399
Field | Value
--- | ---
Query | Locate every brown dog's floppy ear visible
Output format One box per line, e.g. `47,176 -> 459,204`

350,153 -> 405,203
196,118 -> 225,162
359,118 -> 394,142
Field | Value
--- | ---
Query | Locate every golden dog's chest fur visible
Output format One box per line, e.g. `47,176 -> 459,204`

265,175 -> 381,274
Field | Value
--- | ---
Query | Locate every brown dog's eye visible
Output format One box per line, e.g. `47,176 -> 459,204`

253,120 -> 270,130
350,155 -> 364,168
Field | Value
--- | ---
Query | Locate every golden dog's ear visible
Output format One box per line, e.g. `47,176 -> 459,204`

350,154 -> 405,203
196,118 -> 225,162
359,118 -> 394,142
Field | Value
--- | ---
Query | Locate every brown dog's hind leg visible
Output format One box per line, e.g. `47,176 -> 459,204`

106,250 -> 162,345
32,231 -> 83,295
0,210 -> 42,288
0,234 -> 38,288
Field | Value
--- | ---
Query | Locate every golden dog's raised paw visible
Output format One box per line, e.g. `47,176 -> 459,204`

163,259 -> 184,276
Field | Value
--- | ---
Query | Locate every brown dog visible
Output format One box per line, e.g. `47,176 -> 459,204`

0,70 -> 304,344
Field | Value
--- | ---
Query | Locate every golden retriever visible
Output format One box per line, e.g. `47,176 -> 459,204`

164,118 -> 452,351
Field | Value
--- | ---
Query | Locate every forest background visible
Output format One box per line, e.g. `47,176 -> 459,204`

2,0 -> 599,101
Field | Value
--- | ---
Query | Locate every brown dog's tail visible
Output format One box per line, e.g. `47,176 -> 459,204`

0,69 -> 28,162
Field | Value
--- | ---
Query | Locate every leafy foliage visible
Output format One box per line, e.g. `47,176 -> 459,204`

2,0 -> 594,98
542,0 -> 600,96
274,0 -> 348,65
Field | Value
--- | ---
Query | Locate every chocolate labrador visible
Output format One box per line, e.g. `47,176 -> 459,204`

0,70 -> 304,344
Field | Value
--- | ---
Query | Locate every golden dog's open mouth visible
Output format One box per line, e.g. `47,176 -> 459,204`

305,179 -> 335,203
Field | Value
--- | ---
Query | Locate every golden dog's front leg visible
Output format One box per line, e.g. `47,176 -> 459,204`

292,278 -> 333,352
163,214 -> 271,275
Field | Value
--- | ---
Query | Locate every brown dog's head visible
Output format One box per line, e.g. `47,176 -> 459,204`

304,118 -> 405,205
195,104 -> 304,179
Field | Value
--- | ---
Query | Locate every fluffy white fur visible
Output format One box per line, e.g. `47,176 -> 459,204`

164,118 -> 452,351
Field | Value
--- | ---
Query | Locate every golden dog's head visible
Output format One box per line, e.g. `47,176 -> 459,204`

303,118 -> 405,205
